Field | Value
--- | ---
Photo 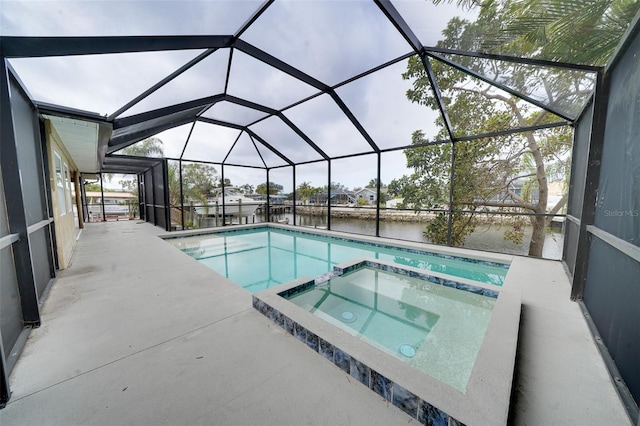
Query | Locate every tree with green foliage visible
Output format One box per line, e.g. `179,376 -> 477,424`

256,181 -> 283,195
296,181 -> 321,204
366,178 -> 385,189
478,0 -> 639,66
183,163 -> 218,200
168,162 -> 219,206
119,178 -> 139,218
217,178 -> 232,188
394,0 -> 638,256
238,183 -> 254,194
325,181 -> 347,191
106,137 -> 165,183
84,182 -> 102,192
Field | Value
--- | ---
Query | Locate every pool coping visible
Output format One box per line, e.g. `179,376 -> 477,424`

159,223 -> 513,268
253,257 -> 522,426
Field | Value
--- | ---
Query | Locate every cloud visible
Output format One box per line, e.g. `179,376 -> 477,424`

227,50 -> 319,110
9,50 -> 203,116
121,49 -> 230,117
241,0 -> 411,85
1,1 -> 262,36
181,121 -> 241,163
202,101 -> 269,127
283,93 -> 373,158
336,57 -> 441,146
3,0 -> 479,190
249,116 -> 323,164
391,0 -> 479,47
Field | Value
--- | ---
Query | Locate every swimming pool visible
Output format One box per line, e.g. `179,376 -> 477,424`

165,226 -> 510,292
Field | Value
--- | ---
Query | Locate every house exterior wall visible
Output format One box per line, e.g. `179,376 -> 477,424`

355,188 -> 377,205
45,120 -> 78,270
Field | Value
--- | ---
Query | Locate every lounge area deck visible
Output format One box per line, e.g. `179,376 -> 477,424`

0,221 -> 630,425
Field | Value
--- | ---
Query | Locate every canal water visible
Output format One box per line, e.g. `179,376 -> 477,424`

257,212 -> 563,260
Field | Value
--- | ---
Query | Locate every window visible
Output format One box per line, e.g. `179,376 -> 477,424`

54,151 -> 66,215
63,161 -> 72,213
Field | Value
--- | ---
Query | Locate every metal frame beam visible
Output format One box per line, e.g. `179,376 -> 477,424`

1,59 -> 42,327
276,113 -> 330,160
36,101 -> 105,122
245,129 -> 294,167
114,94 -> 224,129
421,55 -> 455,141
292,164 -> 297,226
102,154 -> 164,173
108,111 -> 200,153
332,51 -> 415,91
222,130 -> 243,164
197,117 -> 293,166
0,335 -> 9,408
233,39 -> 329,91
0,35 -> 234,58
427,52 -> 577,122
447,141 -> 456,246
425,46 -> 602,72
196,116 -> 243,130
163,159 -> 171,231
374,0 -> 423,53
233,0 -> 275,40
223,48 -> 234,95
109,48 -> 221,120
248,134 -> 268,168
37,118 -> 58,275
224,94 -> 276,115
217,95 -> 330,160
571,70 -> 609,300
179,160 -> 185,229
327,159 -> 331,230
375,152 -> 381,237
329,92 -> 380,152
265,168 -> 270,223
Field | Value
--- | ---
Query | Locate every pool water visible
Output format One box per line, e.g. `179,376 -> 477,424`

286,267 -> 496,392
168,227 -> 508,292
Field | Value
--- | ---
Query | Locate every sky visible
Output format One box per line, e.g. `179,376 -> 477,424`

1,0 -> 479,192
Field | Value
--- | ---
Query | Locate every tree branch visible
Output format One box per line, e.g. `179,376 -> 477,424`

502,173 -> 537,188
545,192 -> 569,226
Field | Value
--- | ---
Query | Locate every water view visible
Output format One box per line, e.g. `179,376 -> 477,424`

256,212 -> 564,260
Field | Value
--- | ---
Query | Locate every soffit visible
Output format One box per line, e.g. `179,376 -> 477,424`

45,115 -> 99,173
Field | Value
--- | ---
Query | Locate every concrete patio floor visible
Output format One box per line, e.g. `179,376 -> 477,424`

0,221 -> 630,425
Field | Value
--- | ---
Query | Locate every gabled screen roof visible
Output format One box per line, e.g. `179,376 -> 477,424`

2,0 -> 626,173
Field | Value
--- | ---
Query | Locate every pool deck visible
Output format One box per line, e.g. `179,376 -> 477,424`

0,221 -> 630,426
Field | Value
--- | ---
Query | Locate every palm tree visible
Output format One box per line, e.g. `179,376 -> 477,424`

475,0 -> 639,66
118,137 -> 164,157
105,137 -> 165,183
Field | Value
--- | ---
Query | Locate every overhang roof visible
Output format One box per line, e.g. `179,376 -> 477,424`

44,115 -> 100,173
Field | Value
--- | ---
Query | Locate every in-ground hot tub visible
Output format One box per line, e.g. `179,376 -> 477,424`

253,257 -> 521,426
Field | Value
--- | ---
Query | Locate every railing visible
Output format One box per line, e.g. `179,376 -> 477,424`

84,202 -> 138,222
169,202 -> 263,230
